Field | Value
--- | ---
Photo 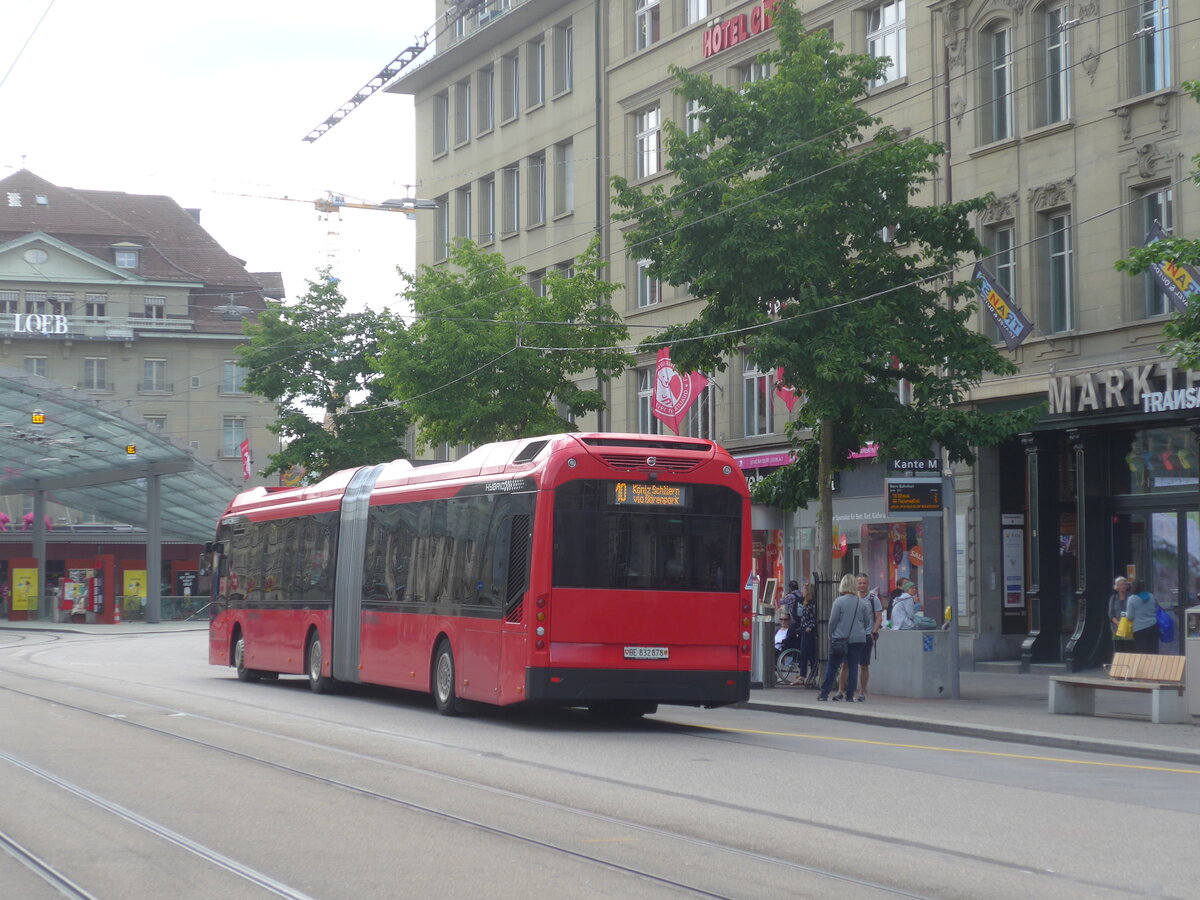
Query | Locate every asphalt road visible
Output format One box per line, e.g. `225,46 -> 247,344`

0,630 -> 1196,899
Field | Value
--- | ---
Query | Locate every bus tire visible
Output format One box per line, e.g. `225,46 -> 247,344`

433,640 -> 464,716
306,632 -> 335,694
233,634 -> 260,683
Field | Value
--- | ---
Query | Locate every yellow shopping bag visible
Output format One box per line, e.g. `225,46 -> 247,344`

1115,616 -> 1134,640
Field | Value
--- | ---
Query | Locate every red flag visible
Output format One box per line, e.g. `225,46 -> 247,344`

239,439 -> 253,481
652,347 -> 708,435
774,367 -> 802,412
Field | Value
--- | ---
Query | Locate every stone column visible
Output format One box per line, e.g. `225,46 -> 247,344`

1020,433 -> 1061,670
1064,428 -> 1110,672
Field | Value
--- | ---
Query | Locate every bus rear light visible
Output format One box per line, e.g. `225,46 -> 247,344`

536,611 -> 546,621
536,626 -> 545,636
742,617 -> 751,626
742,602 -> 751,613
535,639 -> 545,650
742,644 -> 750,654
536,595 -> 547,608
550,675 -> 563,683
741,631 -> 750,641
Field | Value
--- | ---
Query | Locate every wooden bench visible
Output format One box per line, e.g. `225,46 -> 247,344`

1049,653 -> 1187,724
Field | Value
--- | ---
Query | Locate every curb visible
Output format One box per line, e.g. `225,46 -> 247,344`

738,700 -> 1200,768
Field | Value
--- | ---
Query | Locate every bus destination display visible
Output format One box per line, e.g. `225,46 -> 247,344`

611,481 -> 691,507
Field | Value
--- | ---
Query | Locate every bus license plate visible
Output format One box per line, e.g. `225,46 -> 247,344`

624,646 -> 669,660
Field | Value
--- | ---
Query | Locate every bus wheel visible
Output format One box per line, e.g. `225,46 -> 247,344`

433,641 -> 463,716
233,635 -> 260,683
306,633 -> 334,694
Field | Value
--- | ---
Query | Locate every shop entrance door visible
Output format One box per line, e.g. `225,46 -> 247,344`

1110,508 -> 1195,655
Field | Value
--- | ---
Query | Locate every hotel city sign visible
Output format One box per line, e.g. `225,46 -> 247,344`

702,0 -> 779,58
1047,361 -> 1200,416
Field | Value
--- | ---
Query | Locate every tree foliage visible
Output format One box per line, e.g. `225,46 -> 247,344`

611,1 -> 1036,569
377,237 -> 632,450
238,271 -> 410,480
1115,81 -> 1200,366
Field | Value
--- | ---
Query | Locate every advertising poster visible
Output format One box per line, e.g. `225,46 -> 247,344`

1002,517 -> 1025,609
13,569 -> 39,611
123,570 -> 147,604
889,524 -> 910,586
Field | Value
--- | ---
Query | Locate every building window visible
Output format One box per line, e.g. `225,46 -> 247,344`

114,249 -> 139,268
141,358 -> 169,392
737,61 -> 771,87
221,417 -> 246,457
1135,0 -> 1171,95
454,79 -> 471,145
24,291 -> 47,314
501,164 -> 520,234
1036,5 -> 1071,126
144,415 -> 167,433
684,98 -> 706,137
0,291 -> 17,314
556,260 -> 575,279
142,296 -> 166,319
455,186 -> 473,240
49,292 -> 74,315
553,140 -> 574,216
867,1 -> 906,87
501,52 -> 520,121
983,225 -> 1016,340
553,21 -> 573,95
479,176 -> 496,243
1138,186 -> 1173,317
527,36 -> 545,108
222,360 -> 248,394
636,105 -> 661,179
743,362 -> 775,437
686,0 -> 710,26
983,24 -> 1014,142
24,356 -> 47,377
84,293 -> 107,317
6,192 -> 20,207
477,65 -> 495,133
83,357 -> 109,391
637,367 -> 662,434
1043,212 -> 1074,333
529,269 -> 546,297
636,0 -> 660,51
636,259 -> 661,308
527,154 -> 546,226
434,195 -> 450,260
684,383 -> 716,439
433,92 -> 449,155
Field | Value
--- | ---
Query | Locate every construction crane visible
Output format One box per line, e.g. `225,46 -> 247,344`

301,1 -> 490,143
314,192 -> 437,217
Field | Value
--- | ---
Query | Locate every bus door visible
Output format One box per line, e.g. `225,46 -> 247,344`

332,464 -> 385,684
495,500 -> 535,703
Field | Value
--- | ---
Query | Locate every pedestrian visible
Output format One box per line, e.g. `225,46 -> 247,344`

1109,576 -> 1134,651
818,574 -> 872,702
795,585 -> 819,684
891,581 -> 917,630
837,574 -> 882,700
781,579 -> 804,620
1123,578 -> 1159,655
774,611 -> 801,655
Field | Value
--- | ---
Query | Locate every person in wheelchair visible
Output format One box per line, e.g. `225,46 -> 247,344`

775,612 -> 802,656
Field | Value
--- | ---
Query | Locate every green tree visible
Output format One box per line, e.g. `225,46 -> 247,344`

378,237 -> 631,449
1115,81 -> 1200,366
611,1 -> 1035,573
239,271 -> 410,480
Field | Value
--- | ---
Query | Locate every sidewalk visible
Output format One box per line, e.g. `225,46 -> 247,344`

744,669 -> 1199,767
3,619 -> 1196,766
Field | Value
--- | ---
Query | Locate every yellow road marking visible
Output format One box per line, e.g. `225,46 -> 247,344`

681,721 -> 1200,775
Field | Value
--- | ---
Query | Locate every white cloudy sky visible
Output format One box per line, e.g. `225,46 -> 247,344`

0,0 -> 435,310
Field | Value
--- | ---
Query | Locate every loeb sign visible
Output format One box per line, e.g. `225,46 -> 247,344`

12,313 -> 71,335
702,0 -> 779,58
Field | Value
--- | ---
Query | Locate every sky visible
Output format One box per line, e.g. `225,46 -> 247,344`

0,0 -> 436,310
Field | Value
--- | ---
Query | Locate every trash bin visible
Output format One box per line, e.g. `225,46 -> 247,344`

1186,605 -> 1200,718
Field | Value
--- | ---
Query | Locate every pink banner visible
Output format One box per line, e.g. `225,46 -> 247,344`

774,367 -> 801,412
240,439 -> 253,481
652,347 -> 708,435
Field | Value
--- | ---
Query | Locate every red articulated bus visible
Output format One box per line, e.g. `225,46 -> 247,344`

207,433 -> 752,716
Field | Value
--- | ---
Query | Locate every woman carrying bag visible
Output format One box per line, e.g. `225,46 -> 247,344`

1109,576 -> 1135,651
817,574 -> 873,702
1123,578 -> 1159,655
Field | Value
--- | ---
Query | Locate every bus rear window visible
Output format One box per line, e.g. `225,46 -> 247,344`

552,479 -> 741,592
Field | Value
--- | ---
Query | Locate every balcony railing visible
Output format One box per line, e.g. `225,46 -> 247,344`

137,382 -> 174,393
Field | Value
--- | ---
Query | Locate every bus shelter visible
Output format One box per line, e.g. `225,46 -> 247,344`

0,368 -> 239,622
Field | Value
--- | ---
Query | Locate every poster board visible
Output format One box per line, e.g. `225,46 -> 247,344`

761,577 -> 778,608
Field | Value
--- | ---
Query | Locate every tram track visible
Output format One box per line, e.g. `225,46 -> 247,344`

0,649 -> 944,899
0,631 -> 1164,898
0,828 -> 99,900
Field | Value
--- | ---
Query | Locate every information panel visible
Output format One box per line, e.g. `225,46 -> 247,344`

886,480 -> 942,514
610,481 -> 691,508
